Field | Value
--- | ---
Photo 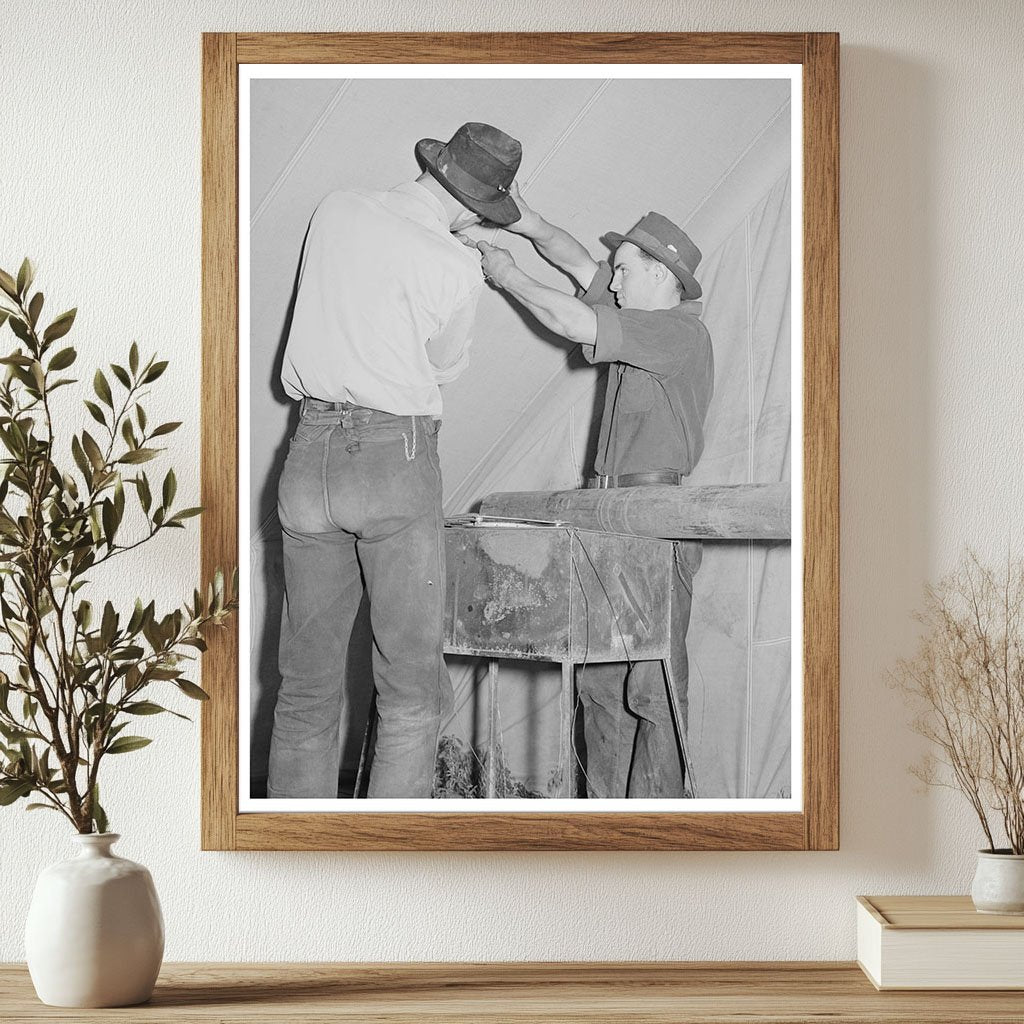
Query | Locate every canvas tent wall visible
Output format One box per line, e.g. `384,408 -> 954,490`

247,73 -> 794,799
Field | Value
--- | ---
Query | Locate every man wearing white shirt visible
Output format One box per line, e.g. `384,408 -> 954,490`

269,123 -> 522,799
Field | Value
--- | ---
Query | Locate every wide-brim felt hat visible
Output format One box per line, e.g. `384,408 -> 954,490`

604,212 -> 703,300
416,122 -> 522,226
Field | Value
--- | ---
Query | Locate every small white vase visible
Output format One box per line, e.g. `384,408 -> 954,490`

970,849 -> 1024,915
24,833 -> 164,1007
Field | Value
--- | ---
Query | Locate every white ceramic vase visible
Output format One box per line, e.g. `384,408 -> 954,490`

970,849 -> 1024,915
24,833 -> 164,1007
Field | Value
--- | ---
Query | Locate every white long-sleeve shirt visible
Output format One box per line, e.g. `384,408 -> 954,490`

280,180 -> 483,417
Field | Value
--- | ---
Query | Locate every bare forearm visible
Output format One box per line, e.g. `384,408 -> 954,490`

508,200 -> 599,288
496,265 -> 597,346
529,217 -> 592,271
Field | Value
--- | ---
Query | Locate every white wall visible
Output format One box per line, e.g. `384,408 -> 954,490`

2,0 -> 1022,962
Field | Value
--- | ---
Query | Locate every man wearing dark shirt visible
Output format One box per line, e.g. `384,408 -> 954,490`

476,188 -> 713,798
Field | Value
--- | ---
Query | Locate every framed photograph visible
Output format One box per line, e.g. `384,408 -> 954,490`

201,32 -> 838,850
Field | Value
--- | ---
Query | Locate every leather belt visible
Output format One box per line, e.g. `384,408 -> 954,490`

586,471 -> 684,489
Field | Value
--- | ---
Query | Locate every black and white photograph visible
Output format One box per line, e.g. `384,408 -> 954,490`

239,64 -> 801,812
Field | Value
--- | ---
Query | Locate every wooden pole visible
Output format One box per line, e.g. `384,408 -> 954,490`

480,483 -> 790,541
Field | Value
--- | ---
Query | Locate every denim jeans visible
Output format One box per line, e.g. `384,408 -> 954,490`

577,541 -> 701,798
267,399 -> 453,799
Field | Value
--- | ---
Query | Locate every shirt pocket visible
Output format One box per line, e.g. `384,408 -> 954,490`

617,368 -> 656,413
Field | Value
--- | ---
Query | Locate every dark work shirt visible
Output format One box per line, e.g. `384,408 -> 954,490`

579,261 -> 714,476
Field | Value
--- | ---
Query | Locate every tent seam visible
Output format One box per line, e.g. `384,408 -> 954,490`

745,212 -> 755,801
252,79 -> 354,228
683,96 -> 792,229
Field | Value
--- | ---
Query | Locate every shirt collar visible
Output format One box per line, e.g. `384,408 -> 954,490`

391,179 -> 450,234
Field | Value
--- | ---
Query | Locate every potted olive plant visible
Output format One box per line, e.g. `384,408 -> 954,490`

895,551 -> 1024,914
0,259 -> 236,1005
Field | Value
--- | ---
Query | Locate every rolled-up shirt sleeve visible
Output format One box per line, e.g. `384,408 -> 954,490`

427,283 -> 483,384
578,261 -> 694,377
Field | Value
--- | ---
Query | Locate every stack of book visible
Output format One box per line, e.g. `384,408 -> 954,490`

857,895 -> 1024,990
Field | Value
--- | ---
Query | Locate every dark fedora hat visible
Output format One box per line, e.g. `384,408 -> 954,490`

604,212 -> 703,300
416,122 -> 522,226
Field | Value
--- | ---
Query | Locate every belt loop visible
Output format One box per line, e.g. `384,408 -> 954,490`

300,396 -> 307,417
402,415 -> 417,461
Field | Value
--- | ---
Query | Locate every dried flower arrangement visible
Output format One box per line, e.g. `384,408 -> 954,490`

894,552 -> 1024,854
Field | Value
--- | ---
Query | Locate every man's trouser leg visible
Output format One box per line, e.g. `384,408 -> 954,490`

357,417 -> 453,798
626,541 -> 702,798
268,404 -> 452,799
577,662 -> 633,798
268,415 -> 364,798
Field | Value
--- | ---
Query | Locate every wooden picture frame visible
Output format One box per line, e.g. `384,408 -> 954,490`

201,32 -> 839,851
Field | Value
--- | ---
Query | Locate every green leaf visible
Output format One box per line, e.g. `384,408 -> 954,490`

27,292 -> 43,328
101,498 -> 116,546
47,346 -> 77,372
0,779 -> 33,805
136,404 -> 147,432
162,468 -> 176,508
0,268 -> 18,300
147,666 -> 180,680
105,735 -> 152,755
0,427 -> 19,459
150,421 -> 181,438
110,644 -> 144,661
83,400 -> 106,427
71,435 -> 92,482
118,448 -> 157,465
91,785 -> 108,834
126,598 -> 146,635
0,722 -> 29,743
124,700 -> 169,716
136,473 -> 152,513
81,431 -> 105,472
142,360 -> 168,384
8,317 -> 31,344
176,679 -> 210,701
100,601 -> 117,647
121,418 -> 137,450
42,308 -> 76,344
93,369 -> 113,409
7,619 -> 29,649
129,342 -> 139,376
113,475 -> 125,521
110,363 -> 131,389
83,701 -> 115,729
60,471 -> 78,503
16,258 -> 34,299
26,802 -> 61,813
168,507 -> 202,525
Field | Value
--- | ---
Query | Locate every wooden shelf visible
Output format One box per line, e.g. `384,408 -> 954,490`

3,962 -> 1024,1022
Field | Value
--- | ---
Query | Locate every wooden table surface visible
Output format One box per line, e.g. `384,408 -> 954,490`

3,962 -> 1024,1022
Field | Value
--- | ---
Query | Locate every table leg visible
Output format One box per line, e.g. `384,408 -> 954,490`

662,657 -> 696,797
486,659 -> 499,798
560,661 -> 575,798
